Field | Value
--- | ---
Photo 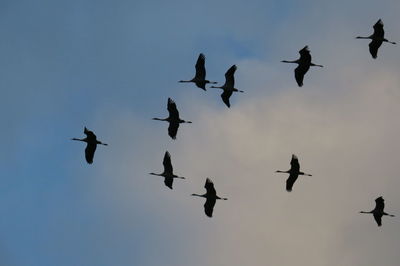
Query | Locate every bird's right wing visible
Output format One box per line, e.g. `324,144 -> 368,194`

163,151 -> 173,173
204,197 -> 216,217
168,122 -> 179,140
373,213 -> 382,226
164,177 -> 173,190
84,127 -> 96,139
290,154 -> 300,171
286,173 -> 299,192
195,53 -> 206,80
373,19 -> 384,38
294,65 -> 306,87
224,65 -> 236,88
167,98 -> 179,118
85,142 -> 96,164
368,40 -> 382,59
375,197 -> 385,212
221,90 -> 233,108
205,178 -> 217,196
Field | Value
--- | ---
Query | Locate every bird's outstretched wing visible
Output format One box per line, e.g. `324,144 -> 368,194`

204,197 -> 216,217
205,178 -> 217,196
84,127 -> 96,139
167,98 -> 179,119
163,151 -> 173,174
299,46 -> 310,57
368,40 -> 382,59
164,177 -> 173,189
373,213 -> 382,226
294,65 -> 309,87
221,90 -> 233,108
224,65 -> 236,88
373,19 -> 384,39
375,197 -> 385,212
286,172 -> 299,192
85,142 -> 96,164
168,122 -> 179,140
195,53 -> 206,80
290,154 -> 300,171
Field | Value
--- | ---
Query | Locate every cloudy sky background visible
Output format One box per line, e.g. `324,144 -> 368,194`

1,0 -> 400,265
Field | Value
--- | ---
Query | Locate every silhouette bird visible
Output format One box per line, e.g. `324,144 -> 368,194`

71,127 -> 108,164
356,19 -> 396,59
152,98 -> 192,139
210,65 -> 243,108
275,154 -> 312,192
191,178 -> 227,217
281,46 -> 323,87
179,53 -> 217,91
360,196 -> 395,226
149,151 -> 185,189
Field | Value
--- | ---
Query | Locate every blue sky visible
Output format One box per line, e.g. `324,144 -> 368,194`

1,0 -> 400,265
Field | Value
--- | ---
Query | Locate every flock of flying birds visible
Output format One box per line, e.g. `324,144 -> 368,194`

72,19 -> 396,224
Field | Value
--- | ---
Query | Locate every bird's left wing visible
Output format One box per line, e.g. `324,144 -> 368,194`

221,90 -> 233,108
195,53 -> 206,80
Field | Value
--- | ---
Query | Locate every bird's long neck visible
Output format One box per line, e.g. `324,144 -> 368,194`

211,85 -> 224,89
356,36 -> 372,40
360,211 -> 373,214
206,80 -> 218,84
180,119 -> 192,124
276,170 -> 290,173
152,117 -> 168,121
149,172 -> 163,176
71,138 -> 87,142
179,80 -> 193,83
281,60 -> 299,64
191,193 -> 206,198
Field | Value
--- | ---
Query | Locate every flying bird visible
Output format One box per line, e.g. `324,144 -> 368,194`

179,53 -> 217,91
149,151 -> 185,189
191,178 -> 227,217
210,65 -> 243,108
71,127 -> 108,164
275,154 -> 312,192
360,196 -> 395,226
356,19 -> 396,59
152,98 -> 192,139
281,46 -> 323,87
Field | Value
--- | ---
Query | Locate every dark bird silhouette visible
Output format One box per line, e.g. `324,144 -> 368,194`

149,151 -> 185,189
191,178 -> 227,217
356,19 -> 396,59
360,196 -> 395,226
71,127 -> 108,164
281,46 -> 323,87
210,65 -> 243,108
152,98 -> 192,139
179,53 -> 217,91
276,154 -> 312,192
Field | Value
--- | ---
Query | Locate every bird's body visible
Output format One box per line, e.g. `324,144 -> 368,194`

153,98 -> 192,139
281,46 -> 323,87
71,127 -> 108,164
192,178 -> 227,217
179,53 -> 217,91
356,19 -> 396,59
149,151 -> 185,189
211,65 -> 243,108
360,196 -> 395,226
276,154 -> 312,192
